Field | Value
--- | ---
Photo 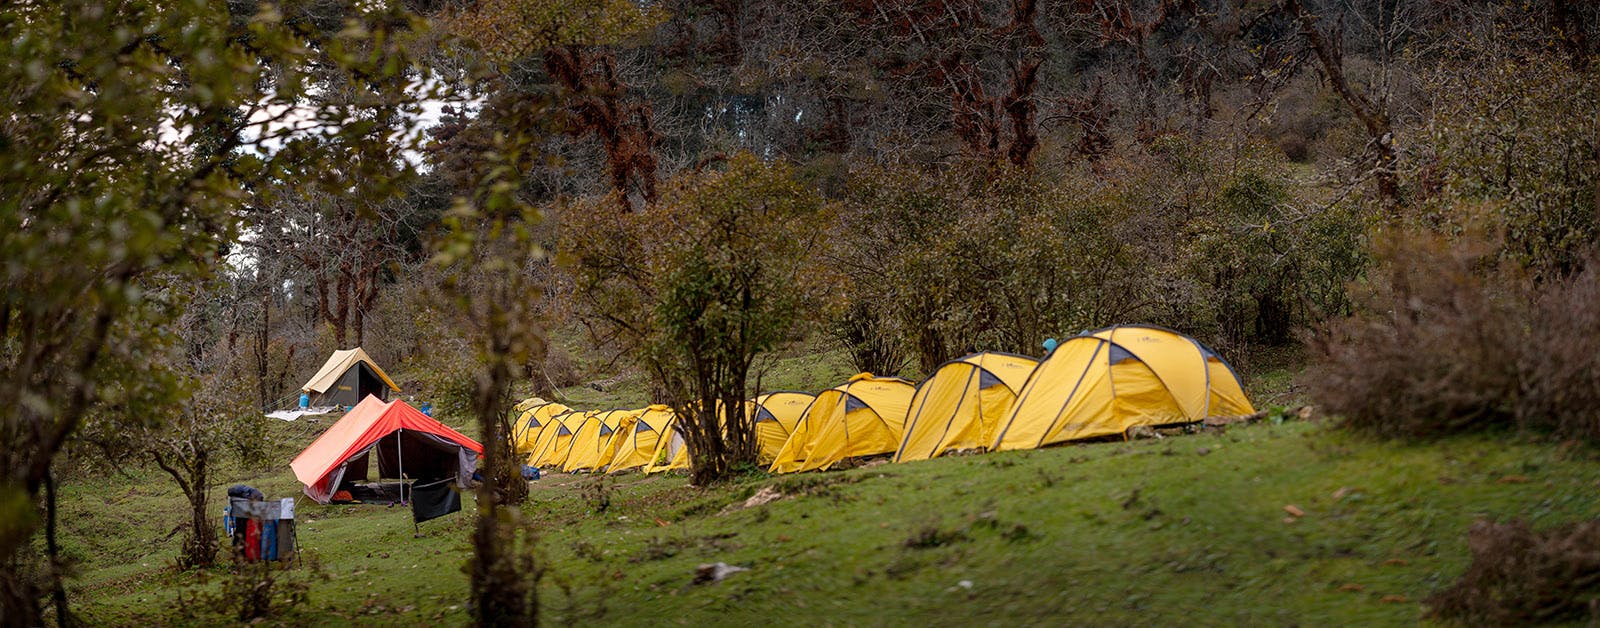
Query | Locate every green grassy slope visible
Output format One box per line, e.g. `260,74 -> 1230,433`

68,418 -> 1600,626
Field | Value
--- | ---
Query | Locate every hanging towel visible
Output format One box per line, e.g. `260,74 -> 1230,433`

243,519 -> 261,562
276,519 -> 295,559
263,519 -> 278,561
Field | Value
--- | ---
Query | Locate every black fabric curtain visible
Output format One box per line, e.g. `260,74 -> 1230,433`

411,477 -> 461,524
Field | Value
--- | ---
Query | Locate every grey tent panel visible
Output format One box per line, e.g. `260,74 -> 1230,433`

1107,344 -> 1137,364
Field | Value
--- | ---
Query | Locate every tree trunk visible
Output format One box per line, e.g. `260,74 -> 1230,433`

0,551 -> 44,627
687,399 -> 727,486
153,441 -> 217,570
45,471 -> 68,627
543,45 -> 661,211
254,288 -> 271,410
1288,0 -> 1399,212
469,323 -> 536,627
1551,0 -> 1590,70
1003,58 -> 1041,167
915,317 -> 947,376
181,453 -> 216,570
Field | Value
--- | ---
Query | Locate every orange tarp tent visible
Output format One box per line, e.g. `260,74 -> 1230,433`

291,396 -> 483,504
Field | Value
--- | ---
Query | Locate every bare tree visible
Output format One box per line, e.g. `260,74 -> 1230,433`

1281,0 -> 1416,211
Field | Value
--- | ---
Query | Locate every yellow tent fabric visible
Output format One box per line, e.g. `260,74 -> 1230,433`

644,393 -> 814,474
895,352 -> 1038,463
769,374 -> 915,474
644,419 -> 689,474
512,400 -> 572,454
752,391 -> 815,463
563,410 -> 634,473
526,410 -> 586,469
509,397 -> 546,452
1087,326 -> 1209,419
607,405 -> 675,473
992,326 -> 1255,450
1206,360 -> 1255,417
301,348 -> 400,395
645,399 -> 725,474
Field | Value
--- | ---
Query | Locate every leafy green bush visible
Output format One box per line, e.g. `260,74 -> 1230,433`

562,154 -> 831,482
1420,49 -> 1599,279
831,140 -> 1368,369
403,349 -> 479,422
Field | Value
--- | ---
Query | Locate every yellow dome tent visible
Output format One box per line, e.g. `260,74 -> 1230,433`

607,405 -> 676,473
526,410 -> 586,469
512,399 -> 572,455
992,325 -> 1254,451
752,391 -> 815,463
561,409 -> 636,473
644,417 -> 690,474
511,397 -> 545,414
769,374 -> 915,474
894,352 -> 1038,463
645,401 -> 719,475
644,392 -> 816,474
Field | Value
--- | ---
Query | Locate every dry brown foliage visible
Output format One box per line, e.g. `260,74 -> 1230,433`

1426,518 -> 1600,625
1306,234 -> 1600,442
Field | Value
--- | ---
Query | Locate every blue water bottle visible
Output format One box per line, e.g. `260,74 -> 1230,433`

298,392 -> 310,409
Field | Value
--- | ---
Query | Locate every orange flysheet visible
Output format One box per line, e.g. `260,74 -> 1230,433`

290,396 -> 482,503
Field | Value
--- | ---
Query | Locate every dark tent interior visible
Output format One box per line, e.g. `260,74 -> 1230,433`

336,430 -> 465,501
314,361 -> 390,407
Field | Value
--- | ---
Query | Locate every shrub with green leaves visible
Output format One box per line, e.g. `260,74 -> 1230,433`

564,153 -> 832,483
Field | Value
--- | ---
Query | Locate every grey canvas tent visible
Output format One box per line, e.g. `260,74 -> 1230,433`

301,348 -> 401,408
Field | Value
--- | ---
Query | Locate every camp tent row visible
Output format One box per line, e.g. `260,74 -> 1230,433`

511,392 -> 818,476
509,325 -> 1255,476
770,325 -> 1252,473
517,404 -> 678,474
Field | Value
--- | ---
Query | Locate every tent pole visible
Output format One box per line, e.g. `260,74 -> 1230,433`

397,427 -> 405,505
